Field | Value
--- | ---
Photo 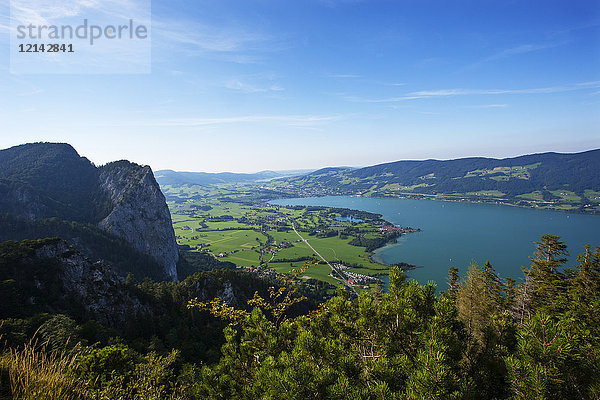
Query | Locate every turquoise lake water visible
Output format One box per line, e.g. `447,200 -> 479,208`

270,196 -> 600,289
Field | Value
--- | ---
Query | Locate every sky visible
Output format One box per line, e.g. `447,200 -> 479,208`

0,0 -> 599,173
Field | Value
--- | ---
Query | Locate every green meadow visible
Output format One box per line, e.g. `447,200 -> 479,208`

165,184 -> 399,288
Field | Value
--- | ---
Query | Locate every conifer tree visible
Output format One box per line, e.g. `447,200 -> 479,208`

569,245 -> 600,336
520,234 -> 569,318
456,262 -> 504,340
446,267 -> 460,301
506,313 -> 599,399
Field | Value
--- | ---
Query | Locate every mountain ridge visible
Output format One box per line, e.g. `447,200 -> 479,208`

0,142 -> 179,280
267,149 -> 600,212
155,168 -> 315,186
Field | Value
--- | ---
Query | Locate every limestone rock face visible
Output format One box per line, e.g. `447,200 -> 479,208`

98,161 -> 179,280
34,240 -> 151,326
0,184 -> 47,220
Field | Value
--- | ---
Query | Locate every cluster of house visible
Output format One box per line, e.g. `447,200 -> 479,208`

344,270 -> 379,285
379,225 -> 420,234
243,210 -> 285,224
259,184 -> 339,197
333,263 -> 380,288
216,249 -> 239,257
242,265 -> 279,280
264,240 -> 292,254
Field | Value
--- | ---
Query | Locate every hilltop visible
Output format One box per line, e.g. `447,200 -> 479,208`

266,150 -> 600,212
0,142 -> 179,280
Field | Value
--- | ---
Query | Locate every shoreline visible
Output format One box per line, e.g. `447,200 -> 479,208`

268,191 -> 599,216
369,237 -> 420,272
269,199 -> 420,280
366,192 -> 599,215
268,194 -> 600,287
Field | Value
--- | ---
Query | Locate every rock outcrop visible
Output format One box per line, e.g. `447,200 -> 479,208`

33,239 -> 151,326
0,182 -> 47,220
98,161 -> 179,280
0,142 -> 180,280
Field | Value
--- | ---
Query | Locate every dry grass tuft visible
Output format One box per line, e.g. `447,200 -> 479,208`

0,341 -> 85,400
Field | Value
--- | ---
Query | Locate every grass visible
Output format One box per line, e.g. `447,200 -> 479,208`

0,342 -> 191,400
543,204 -> 579,211
225,250 -> 261,266
0,342 -> 84,400
269,261 -> 339,285
584,190 -> 600,203
549,190 -> 582,203
179,229 -> 267,267
166,184 -> 404,287
462,163 -> 539,180
268,234 -> 387,280
465,190 -> 506,197
517,191 -> 545,201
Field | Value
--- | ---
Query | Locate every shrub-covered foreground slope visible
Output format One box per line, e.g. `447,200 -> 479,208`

194,235 -> 600,399
0,235 -> 599,399
0,238 -> 299,398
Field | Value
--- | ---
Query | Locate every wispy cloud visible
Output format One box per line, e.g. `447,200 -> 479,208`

153,20 -> 268,53
0,4 -> 10,33
410,87 -> 571,97
468,104 -> 508,108
8,0 -> 151,73
344,81 -> 600,103
17,89 -> 45,96
485,42 -> 567,61
10,0 -> 149,25
577,81 -> 600,87
103,115 -> 343,128
461,41 -> 569,71
223,80 -> 284,93
151,16 -> 284,65
327,73 -> 362,79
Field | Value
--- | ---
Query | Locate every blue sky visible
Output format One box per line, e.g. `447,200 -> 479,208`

1,0 -> 599,172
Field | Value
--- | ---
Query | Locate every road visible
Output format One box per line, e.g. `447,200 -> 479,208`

290,220 -> 358,296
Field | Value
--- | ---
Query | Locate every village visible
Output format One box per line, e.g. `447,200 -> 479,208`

165,186 -> 421,292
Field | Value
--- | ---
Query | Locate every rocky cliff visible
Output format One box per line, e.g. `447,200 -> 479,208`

31,239 -> 152,326
0,142 -> 179,281
0,181 -> 47,220
98,160 -> 179,280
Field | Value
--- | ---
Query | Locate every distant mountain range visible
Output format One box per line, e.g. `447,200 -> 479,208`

155,169 -> 315,186
267,150 -> 600,212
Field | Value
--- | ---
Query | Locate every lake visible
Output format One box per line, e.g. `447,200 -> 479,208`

270,196 -> 600,289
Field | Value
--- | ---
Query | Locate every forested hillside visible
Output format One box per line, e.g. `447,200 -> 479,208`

270,150 -> 600,212
0,143 -> 110,222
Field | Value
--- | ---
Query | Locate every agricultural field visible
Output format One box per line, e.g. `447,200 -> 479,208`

463,163 -> 540,180
163,184 -> 415,291
464,190 -> 506,197
584,190 -> 600,203
550,190 -> 582,203
517,191 -> 546,202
